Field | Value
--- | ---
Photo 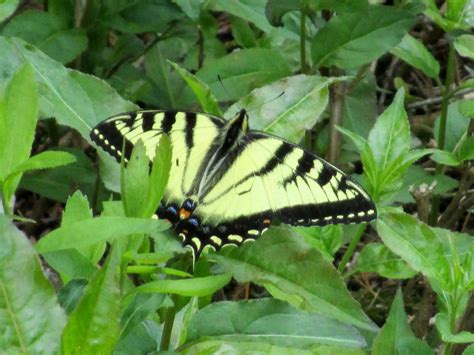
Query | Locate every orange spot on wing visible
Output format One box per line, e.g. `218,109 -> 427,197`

179,208 -> 191,219
263,219 -> 271,225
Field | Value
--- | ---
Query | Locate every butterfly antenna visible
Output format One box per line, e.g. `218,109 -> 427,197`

217,74 -> 234,103
246,91 -> 285,113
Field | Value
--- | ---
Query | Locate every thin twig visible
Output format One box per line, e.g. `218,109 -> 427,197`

328,81 -> 345,164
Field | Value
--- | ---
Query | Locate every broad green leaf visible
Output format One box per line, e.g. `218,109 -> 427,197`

134,273 -> 231,297
434,101 -> 470,151
3,10 -> 88,64
431,149 -> 461,166
212,228 -> 378,332
458,137 -> 474,161
372,289 -> 433,355
169,61 -> 221,116
103,0 -> 184,34
35,217 -> 169,253
225,74 -> 336,143
377,212 -> 451,290
311,6 -> 415,69
207,0 -> 273,32
464,344 -> 474,355
174,0 -> 204,20
0,36 -> 136,138
42,249 -> 97,282
459,99 -> 474,118
0,64 -> 38,180
62,249 -> 121,354
186,299 -> 366,349
352,242 -> 417,279
454,34 -> 474,59
0,216 -> 66,353
0,0 -> 19,22
182,340 -> 365,354
343,74 -> 378,142
294,225 -> 343,261
192,48 -> 291,101
231,16 -> 258,48
436,313 -> 474,343
391,34 -> 440,78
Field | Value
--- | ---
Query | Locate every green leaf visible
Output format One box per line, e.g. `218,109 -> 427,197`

434,101 -> 470,151
436,313 -> 474,343
458,137 -> 474,161
3,151 -> 76,196
62,249 -> 121,354
231,16 -> 258,48
225,74 -> 337,143
431,149 -> 461,166
182,340 -> 365,354
458,99 -> 474,118
212,228 -> 377,332
43,249 -> 97,282
372,289 -> 433,355
134,273 -> 231,297
0,216 -> 66,353
143,134 -> 172,217
294,225 -> 343,261
0,36 -> 136,138
3,10 -> 88,64
454,34 -> 474,59
207,0 -> 273,32
391,34 -> 440,78
192,48 -> 291,101
377,212 -> 451,290
57,279 -> 88,314
0,0 -> 19,22
0,63 -> 38,183
19,148 -> 107,203
35,217 -> 169,253
352,242 -> 417,279
186,299 -> 366,349
311,6 -> 415,69
169,61 -> 221,116
120,293 -> 165,340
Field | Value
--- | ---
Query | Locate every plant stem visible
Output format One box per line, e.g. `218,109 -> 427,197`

160,305 -> 176,351
300,0 -> 308,74
328,81 -> 345,164
1,187 -> 12,216
338,224 -> 366,274
429,44 -> 456,225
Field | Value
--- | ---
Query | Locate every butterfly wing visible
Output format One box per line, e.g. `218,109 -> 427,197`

190,131 -> 376,251
90,110 -> 226,206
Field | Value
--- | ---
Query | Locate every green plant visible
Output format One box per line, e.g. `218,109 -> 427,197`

0,1 -> 473,354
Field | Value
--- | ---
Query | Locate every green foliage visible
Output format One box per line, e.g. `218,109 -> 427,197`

0,216 -> 66,353
0,0 -> 472,353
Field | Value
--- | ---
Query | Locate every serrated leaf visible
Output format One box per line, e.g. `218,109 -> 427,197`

186,299 -> 366,349
311,6 -> 415,69
377,212 -> 451,290
0,216 -> 66,353
211,228 -> 377,332
225,74 -> 336,143
391,34 -> 440,78
372,289 -> 433,354
436,313 -> 474,343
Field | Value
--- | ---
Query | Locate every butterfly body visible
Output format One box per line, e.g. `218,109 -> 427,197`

91,109 -> 376,258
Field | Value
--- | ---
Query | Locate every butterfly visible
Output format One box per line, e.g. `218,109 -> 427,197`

91,109 -> 376,259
